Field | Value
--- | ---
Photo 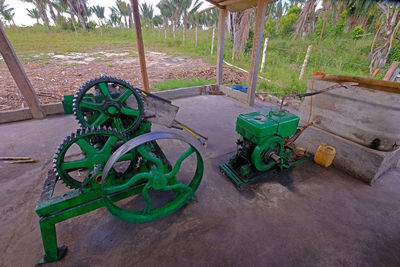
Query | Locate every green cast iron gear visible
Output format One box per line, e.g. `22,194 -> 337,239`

101,132 -> 204,223
73,75 -> 145,134
53,126 -> 136,189
251,135 -> 284,172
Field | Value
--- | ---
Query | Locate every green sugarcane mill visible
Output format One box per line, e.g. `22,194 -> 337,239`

35,75 -> 354,263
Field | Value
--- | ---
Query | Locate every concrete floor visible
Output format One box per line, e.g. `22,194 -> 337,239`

1,95 -> 400,266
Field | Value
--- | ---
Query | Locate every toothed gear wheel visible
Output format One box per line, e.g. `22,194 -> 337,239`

73,75 -> 144,134
53,126 -> 137,189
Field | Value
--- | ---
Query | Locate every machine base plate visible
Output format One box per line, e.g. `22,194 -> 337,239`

219,153 -> 311,190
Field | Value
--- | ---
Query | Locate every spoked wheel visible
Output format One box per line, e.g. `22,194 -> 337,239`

53,126 -> 137,189
73,75 -> 144,134
101,132 -> 204,223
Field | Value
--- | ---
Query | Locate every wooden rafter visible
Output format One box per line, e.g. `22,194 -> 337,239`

219,0 -> 244,7
198,6 -> 216,14
205,0 -> 225,9
206,0 -> 276,12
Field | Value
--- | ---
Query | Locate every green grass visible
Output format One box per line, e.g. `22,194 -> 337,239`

3,25 -> 379,95
153,78 -> 216,91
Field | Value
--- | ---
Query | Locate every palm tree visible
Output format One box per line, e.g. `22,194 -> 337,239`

0,5 -> 15,26
370,2 -> 400,73
179,0 -> 202,44
127,3 -> 133,28
346,0 -> 378,31
116,0 -> 128,28
0,0 -> 14,26
64,0 -> 89,31
90,5 -> 105,35
232,9 -> 252,59
47,1 -> 58,26
188,10 -> 205,48
170,0 -> 183,40
21,0 -> 51,33
52,0 -> 67,16
293,0 -> 317,39
152,15 -> 163,28
140,2 -> 154,28
109,6 -> 122,30
157,0 -> 174,39
206,8 -> 218,54
27,8 -> 41,24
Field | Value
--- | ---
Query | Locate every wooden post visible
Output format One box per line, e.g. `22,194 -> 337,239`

383,61 -> 399,81
130,0 -> 150,92
299,44 -> 312,80
260,37 -> 268,73
211,26 -> 216,55
247,0 -> 268,106
195,25 -> 198,48
0,25 -> 44,119
216,8 -> 227,86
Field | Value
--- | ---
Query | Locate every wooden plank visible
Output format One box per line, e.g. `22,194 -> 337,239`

247,0 -> 268,106
0,25 -> 45,119
216,8 -> 227,85
206,0 -> 276,12
219,0 -> 243,6
130,0 -> 150,92
205,0 -> 224,9
198,6 -> 216,14
323,74 -> 400,94
383,61 -> 399,81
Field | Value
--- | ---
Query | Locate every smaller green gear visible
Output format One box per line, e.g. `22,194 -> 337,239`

73,75 -> 145,134
53,126 -> 137,189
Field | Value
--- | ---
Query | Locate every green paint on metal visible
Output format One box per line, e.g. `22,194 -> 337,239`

221,108 -> 310,189
37,125 -> 203,263
236,108 -> 300,145
102,135 -> 203,223
73,76 -> 144,134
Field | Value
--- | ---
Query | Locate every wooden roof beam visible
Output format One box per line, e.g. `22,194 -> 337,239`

205,0 -> 225,9
198,6 -> 216,14
219,0 -> 244,7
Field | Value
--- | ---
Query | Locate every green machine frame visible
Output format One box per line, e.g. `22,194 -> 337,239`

35,76 -> 204,264
36,131 -> 204,263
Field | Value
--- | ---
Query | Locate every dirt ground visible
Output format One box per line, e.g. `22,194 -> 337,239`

0,50 -> 248,111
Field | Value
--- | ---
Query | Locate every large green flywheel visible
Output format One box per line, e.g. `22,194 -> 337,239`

101,132 -> 204,223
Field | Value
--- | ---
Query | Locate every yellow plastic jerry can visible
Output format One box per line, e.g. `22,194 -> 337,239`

314,143 -> 336,167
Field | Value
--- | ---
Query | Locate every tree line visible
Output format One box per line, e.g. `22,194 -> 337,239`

0,0 -> 399,74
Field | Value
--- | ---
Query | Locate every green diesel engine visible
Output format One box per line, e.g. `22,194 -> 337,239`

220,108 -> 310,188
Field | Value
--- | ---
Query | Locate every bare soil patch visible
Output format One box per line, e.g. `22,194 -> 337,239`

0,50 -> 247,111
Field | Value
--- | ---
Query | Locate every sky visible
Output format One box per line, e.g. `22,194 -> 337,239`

7,0 -> 212,26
